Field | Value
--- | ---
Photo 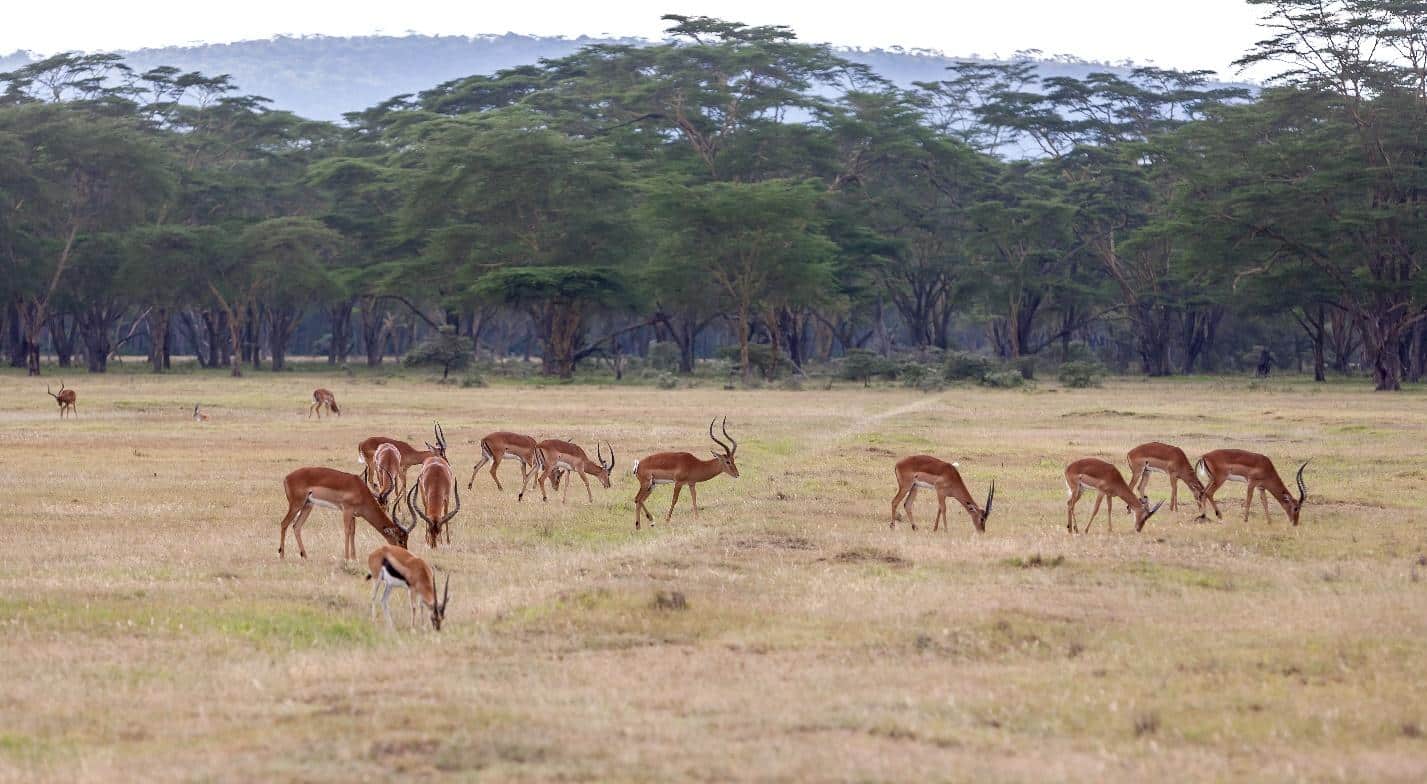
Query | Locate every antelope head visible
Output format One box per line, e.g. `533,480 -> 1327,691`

709,416 -> 740,478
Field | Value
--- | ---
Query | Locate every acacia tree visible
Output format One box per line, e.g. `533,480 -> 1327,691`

647,178 -> 835,380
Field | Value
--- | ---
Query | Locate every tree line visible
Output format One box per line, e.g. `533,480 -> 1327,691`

3,1 -> 1425,389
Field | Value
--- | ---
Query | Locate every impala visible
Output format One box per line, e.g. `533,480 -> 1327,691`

366,544 -> 449,631
370,442 -> 404,501
1064,457 -> 1164,533
631,417 -> 739,530
1126,441 -> 1208,514
46,382 -> 77,418
468,431 -> 542,499
1195,449 -> 1309,525
193,403 -> 210,422
534,439 -> 614,503
889,455 -> 994,533
357,424 -> 449,494
309,388 -> 340,418
276,466 -> 414,560
407,456 -> 460,548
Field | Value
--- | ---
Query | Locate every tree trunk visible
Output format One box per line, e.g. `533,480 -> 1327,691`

267,306 -> 301,372
48,314 -> 77,368
328,300 -> 353,365
149,307 -> 169,373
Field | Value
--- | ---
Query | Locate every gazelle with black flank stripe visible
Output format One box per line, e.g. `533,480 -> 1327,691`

366,545 -> 449,631
1064,457 -> 1164,534
1195,449 -> 1309,525
890,455 -> 994,533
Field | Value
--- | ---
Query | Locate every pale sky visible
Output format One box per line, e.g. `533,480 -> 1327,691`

2,0 -> 1270,78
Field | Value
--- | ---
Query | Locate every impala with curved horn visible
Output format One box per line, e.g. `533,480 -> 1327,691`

631,417 -> 739,530
370,442 -> 404,502
889,456 -> 994,533
534,439 -> 615,503
1195,450 -> 1310,525
406,456 -> 460,548
46,382 -> 77,418
357,424 -> 449,496
1064,457 -> 1164,533
366,545 -> 449,631
276,466 -> 415,559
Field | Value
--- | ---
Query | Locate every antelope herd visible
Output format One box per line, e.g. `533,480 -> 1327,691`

33,382 -> 1316,634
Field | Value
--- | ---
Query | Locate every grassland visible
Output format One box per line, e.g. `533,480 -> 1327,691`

1,366 -> 1426,782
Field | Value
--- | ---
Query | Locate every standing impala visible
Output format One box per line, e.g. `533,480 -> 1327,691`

407,456 -> 460,548
534,439 -> 614,503
468,431 -> 542,499
358,424 -> 449,495
46,382 -> 77,418
1064,457 -> 1164,534
370,442 -> 404,502
889,456 -> 994,533
309,388 -> 340,418
277,466 -> 414,560
1126,441 -> 1208,514
366,544 -> 449,631
631,418 -> 739,530
1195,449 -> 1309,525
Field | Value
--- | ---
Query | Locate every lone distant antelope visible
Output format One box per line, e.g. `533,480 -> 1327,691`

1195,449 -> 1309,525
47,382 -> 77,418
309,388 -> 340,418
193,403 -> 210,422
890,455 -> 994,533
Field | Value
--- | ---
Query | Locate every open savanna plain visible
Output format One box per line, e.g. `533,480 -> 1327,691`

2,368 -> 1426,782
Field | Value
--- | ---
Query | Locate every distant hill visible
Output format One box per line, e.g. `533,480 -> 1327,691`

0,34 -> 1250,122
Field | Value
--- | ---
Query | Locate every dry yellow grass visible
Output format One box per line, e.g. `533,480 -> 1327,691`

2,369 -> 1426,782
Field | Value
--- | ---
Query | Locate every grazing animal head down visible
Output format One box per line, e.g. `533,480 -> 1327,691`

709,416 -> 739,478
430,574 -> 450,631
1285,460 -> 1310,526
594,441 -> 615,488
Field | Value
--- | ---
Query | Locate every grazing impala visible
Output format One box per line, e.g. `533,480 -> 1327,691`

193,403 -> 210,422
407,456 -> 460,548
370,442 -> 404,501
46,382 -> 77,418
1126,442 -> 1208,514
358,424 -> 449,493
534,439 -> 615,503
366,545 -> 449,631
276,466 -> 414,560
889,456 -> 994,533
1064,458 -> 1164,534
309,388 -> 340,418
468,431 -> 542,498
1195,449 -> 1309,525
631,418 -> 739,530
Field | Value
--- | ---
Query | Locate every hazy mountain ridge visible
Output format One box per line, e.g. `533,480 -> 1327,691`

0,34 -> 1250,121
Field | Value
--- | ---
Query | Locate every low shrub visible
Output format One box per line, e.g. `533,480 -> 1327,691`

981,369 -> 1026,388
1058,360 -> 1106,388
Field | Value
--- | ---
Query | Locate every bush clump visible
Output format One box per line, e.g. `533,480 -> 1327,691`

841,348 -> 896,386
646,341 -> 681,373
1058,360 -> 1106,388
655,372 -> 679,390
944,351 -> 997,382
981,369 -> 1027,388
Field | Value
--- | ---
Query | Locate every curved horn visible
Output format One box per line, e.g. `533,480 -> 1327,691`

390,484 -> 416,535
605,441 -> 615,472
1296,460 -> 1310,503
708,418 -> 729,453
46,384 -> 58,400
440,470 -> 461,525
434,422 -> 447,450
1145,500 -> 1165,520
405,474 -> 433,531
441,573 -> 450,611
721,416 -> 737,455
983,480 -> 995,521
376,466 -> 397,504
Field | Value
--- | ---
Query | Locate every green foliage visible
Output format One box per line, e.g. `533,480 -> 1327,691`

840,349 -> 896,386
646,342 -> 681,373
944,351 -> 997,382
981,369 -> 1027,389
403,326 -> 475,379
1058,361 -> 1106,388
655,372 -> 679,390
